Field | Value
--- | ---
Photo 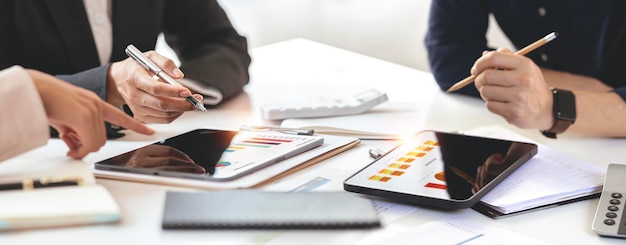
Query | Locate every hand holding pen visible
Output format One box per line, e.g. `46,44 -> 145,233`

126,44 -> 207,112
447,32 -> 557,92
107,45 -> 206,123
471,32 -> 560,131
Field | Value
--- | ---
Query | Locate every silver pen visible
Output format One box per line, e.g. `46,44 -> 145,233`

125,44 -> 207,112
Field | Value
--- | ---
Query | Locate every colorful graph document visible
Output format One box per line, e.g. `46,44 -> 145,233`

216,133 -> 323,179
348,136 -> 449,199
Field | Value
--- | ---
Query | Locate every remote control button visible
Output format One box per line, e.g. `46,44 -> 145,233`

610,199 -> 621,205
612,193 -> 623,198
608,205 -> 619,211
606,212 -> 618,218
604,219 -> 616,225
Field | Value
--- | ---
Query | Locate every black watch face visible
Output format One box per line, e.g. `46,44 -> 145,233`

555,89 -> 576,122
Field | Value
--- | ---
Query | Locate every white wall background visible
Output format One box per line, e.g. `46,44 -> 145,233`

159,0 -> 514,72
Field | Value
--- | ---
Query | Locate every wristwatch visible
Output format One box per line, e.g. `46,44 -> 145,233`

541,88 -> 576,138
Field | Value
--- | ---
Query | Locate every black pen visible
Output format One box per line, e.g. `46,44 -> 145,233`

0,176 -> 83,191
125,44 -> 208,112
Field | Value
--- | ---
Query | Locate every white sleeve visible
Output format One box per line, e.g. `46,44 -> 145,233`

177,78 -> 223,105
0,66 -> 49,162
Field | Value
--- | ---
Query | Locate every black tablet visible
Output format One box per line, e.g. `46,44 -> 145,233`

344,130 -> 537,209
95,128 -> 324,182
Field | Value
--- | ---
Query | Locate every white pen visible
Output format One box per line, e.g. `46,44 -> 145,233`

125,44 -> 207,112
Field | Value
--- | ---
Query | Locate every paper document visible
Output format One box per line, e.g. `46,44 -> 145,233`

281,102 -> 427,139
355,215 -> 550,245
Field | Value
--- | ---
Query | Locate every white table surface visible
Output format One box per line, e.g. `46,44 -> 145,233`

2,38 -> 625,245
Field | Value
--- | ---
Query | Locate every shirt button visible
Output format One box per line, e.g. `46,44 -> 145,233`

541,53 -> 548,62
538,7 -> 547,16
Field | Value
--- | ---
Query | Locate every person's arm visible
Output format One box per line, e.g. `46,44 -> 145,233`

0,66 -> 49,162
570,91 -> 626,137
30,69 -> 155,159
541,68 -> 614,92
424,0 -> 490,97
473,49 -> 626,137
539,69 -> 626,137
161,0 -> 251,103
0,66 -> 155,161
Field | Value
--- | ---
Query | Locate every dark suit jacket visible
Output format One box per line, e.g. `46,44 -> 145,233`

0,0 -> 251,104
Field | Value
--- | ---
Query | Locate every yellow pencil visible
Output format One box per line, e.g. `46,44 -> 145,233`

446,32 -> 558,93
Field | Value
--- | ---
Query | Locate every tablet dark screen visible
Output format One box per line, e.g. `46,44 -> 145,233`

344,131 -> 537,209
95,129 -> 324,181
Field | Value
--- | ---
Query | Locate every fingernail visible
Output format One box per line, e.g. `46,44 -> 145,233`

180,91 -> 191,97
173,68 -> 184,78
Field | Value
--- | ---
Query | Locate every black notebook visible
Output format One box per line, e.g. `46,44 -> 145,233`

162,191 -> 380,229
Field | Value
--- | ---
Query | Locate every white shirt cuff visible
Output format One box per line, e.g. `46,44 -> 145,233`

177,78 -> 223,105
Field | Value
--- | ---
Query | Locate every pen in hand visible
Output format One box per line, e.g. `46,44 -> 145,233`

446,32 -> 558,93
125,44 -> 208,112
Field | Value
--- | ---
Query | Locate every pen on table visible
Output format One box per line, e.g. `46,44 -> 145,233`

240,125 -> 315,136
125,44 -> 207,112
446,32 -> 558,93
0,176 -> 84,191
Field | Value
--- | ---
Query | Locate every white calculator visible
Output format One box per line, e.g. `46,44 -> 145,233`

261,89 -> 388,120
592,163 -> 626,238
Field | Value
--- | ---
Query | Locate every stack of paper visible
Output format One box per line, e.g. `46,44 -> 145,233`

466,125 -> 604,218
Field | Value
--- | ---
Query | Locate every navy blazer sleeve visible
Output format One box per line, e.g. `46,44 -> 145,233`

424,0 -> 490,97
161,0 -> 251,102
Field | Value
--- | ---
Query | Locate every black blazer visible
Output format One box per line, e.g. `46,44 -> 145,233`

0,0 -> 251,102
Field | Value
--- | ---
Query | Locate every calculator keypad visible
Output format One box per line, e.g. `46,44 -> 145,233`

592,164 -> 626,238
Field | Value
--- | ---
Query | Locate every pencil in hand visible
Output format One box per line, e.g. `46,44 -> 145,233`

446,32 -> 558,93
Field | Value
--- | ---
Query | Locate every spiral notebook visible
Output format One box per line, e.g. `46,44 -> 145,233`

162,191 -> 380,229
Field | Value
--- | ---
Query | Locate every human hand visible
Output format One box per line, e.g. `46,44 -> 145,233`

116,145 -> 206,174
107,51 -> 203,123
472,48 -> 554,130
28,69 -> 155,159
